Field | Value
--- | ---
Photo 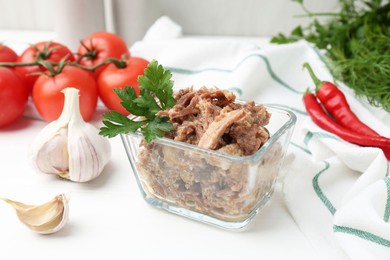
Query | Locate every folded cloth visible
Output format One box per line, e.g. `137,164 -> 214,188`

142,16 -> 183,41
131,17 -> 390,260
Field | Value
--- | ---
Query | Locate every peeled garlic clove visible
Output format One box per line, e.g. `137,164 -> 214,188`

31,87 -> 111,182
1,194 -> 69,234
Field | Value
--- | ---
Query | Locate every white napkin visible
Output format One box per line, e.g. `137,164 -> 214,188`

131,17 -> 390,260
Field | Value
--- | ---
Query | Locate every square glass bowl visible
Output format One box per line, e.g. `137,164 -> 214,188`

121,105 -> 296,230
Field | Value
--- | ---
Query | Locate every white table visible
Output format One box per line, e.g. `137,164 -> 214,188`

0,30 -> 319,260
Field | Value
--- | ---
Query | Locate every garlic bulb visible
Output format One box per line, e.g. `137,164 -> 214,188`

31,87 -> 111,182
1,194 -> 69,234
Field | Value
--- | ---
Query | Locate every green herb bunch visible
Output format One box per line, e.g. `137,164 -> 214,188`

99,60 -> 176,142
271,0 -> 390,111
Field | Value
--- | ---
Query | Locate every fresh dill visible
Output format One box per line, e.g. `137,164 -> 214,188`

271,0 -> 390,111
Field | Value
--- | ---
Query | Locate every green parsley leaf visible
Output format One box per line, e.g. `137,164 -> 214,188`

141,116 -> 175,143
99,111 -> 147,138
138,60 -> 175,110
99,60 -> 176,142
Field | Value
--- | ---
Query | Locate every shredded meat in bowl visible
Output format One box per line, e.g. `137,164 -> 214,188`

136,86 -> 282,221
158,86 -> 271,154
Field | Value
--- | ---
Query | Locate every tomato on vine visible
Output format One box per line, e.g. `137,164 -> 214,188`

77,31 -> 130,78
33,65 -> 98,122
0,67 -> 29,127
15,41 -> 75,94
97,57 -> 149,115
0,44 -> 18,62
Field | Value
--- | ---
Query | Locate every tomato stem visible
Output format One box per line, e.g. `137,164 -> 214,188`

0,61 -> 38,67
0,56 -> 128,72
107,57 -> 127,69
78,39 -> 97,61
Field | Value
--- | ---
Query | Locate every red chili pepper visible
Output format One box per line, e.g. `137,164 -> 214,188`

303,63 -> 379,136
303,92 -> 390,159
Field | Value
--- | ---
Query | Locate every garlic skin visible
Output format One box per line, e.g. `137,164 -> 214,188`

1,194 -> 69,234
31,87 -> 111,182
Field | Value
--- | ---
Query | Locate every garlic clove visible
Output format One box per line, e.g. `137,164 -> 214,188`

34,128 -> 69,175
67,123 -> 110,182
1,194 -> 69,234
31,87 -> 111,182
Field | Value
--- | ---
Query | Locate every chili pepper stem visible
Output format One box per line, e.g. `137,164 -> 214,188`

303,62 -> 323,91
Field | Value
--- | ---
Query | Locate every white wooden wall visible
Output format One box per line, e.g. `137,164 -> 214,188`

0,0 -> 55,30
0,0 -> 339,45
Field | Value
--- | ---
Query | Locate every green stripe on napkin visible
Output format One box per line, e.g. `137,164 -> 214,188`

384,178 -> 390,222
313,160 -> 336,215
167,53 -> 304,94
334,225 -> 390,247
291,142 -> 337,215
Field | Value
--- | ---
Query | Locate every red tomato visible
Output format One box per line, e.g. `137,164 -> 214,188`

0,44 -> 18,62
15,41 -> 75,94
97,57 -> 149,115
77,31 -> 130,78
0,67 -> 28,127
33,66 -> 98,122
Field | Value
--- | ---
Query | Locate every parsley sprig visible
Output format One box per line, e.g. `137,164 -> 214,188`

99,60 -> 176,142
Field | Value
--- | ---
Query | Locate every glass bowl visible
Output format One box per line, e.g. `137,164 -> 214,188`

121,105 -> 296,230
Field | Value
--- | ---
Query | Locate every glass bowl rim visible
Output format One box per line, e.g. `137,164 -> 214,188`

121,104 -> 296,162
